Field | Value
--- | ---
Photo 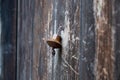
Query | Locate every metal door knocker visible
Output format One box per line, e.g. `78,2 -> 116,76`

47,34 -> 62,55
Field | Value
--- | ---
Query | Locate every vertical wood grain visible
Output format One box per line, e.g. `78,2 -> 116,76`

17,0 -> 80,80
79,0 -> 95,80
60,0 -> 80,80
33,0 -> 51,80
17,0 -> 118,80
1,0 -> 17,80
32,0 -> 80,80
114,0 -> 120,80
17,0 -> 34,80
94,0 -> 114,80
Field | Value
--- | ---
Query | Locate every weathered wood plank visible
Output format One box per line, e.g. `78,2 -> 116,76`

79,0 -> 95,80
94,0 -> 114,80
0,1 -> 3,79
17,0 -> 34,80
1,0 -> 17,80
2,0 -> 120,80
17,0 -> 120,80
18,0 -> 80,80
61,0 -> 80,80
59,0 -> 80,80
114,0 -> 120,80
33,0 -> 51,80
33,0 -> 80,80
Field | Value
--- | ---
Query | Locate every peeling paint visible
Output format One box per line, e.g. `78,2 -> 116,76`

61,10 -> 70,48
71,34 -> 75,43
97,0 -> 104,17
61,25 -> 70,49
75,37 -> 79,41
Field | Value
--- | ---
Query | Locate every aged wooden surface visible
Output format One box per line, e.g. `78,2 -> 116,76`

17,0 -> 80,80
79,0 -> 95,80
1,0 -> 17,80
94,0 -> 114,80
16,0 -> 120,80
114,0 -> 120,80
17,0 -> 34,80
0,1 -> 2,79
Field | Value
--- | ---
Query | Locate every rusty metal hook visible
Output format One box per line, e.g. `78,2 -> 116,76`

47,34 -> 62,55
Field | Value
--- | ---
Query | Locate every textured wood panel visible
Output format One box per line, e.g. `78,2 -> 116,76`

114,0 -> 120,80
17,0 -> 120,80
17,0 -> 80,80
17,0 -> 34,80
94,0 -> 114,80
33,0 -> 81,79
79,0 -> 95,80
1,0 -> 17,80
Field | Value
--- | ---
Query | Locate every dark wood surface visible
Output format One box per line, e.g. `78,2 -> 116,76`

79,0 -> 95,80
1,0 -> 120,80
17,0 -> 120,80
17,0 -> 80,80
1,0 -> 17,80
114,0 -> 120,80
